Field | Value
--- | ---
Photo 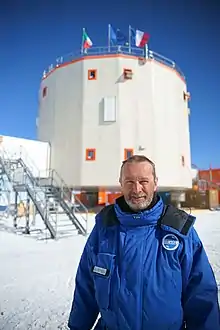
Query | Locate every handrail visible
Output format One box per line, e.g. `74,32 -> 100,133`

0,146 -> 57,238
1,144 -> 89,234
198,179 -> 220,191
148,50 -> 174,68
19,146 -> 41,178
18,158 -> 36,184
40,169 -> 88,234
42,45 -> 185,81
24,185 -> 56,239
0,147 -> 14,182
0,144 -> 41,178
51,169 -> 89,215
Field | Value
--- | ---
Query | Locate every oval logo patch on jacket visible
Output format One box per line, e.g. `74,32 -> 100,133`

162,234 -> 179,251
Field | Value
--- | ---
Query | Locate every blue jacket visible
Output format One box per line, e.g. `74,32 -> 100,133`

68,197 -> 220,330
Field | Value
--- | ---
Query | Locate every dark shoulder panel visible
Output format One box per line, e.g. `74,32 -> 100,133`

99,204 -> 119,227
159,205 -> 194,235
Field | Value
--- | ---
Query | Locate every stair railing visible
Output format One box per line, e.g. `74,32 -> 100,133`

198,179 -> 220,191
21,169 -> 58,237
0,146 -> 17,182
1,144 -> 89,235
19,146 -> 42,178
50,169 -> 89,234
18,148 -> 89,234
0,145 -> 58,238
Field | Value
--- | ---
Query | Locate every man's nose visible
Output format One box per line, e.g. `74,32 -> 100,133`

133,181 -> 143,193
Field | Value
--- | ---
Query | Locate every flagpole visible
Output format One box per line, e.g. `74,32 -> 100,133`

128,25 -> 131,53
108,24 -> 111,52
81,28 -> 85,54
209,164 -> 213,182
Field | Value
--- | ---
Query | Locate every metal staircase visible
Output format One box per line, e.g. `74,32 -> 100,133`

37,169 -> 89,236
0,147 -> 88,239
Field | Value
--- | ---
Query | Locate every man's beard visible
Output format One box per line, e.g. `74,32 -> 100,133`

125,193 -> 154,211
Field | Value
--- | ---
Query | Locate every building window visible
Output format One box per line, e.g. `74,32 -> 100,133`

42,87 -> 47,98
124,148 -> 134,160
183,91 -> 190,101
123,68 -> 133,80
103,96 -> 116,122
181,155 -> 185,166
88,69 -> 97,80
86,148 -> 96,161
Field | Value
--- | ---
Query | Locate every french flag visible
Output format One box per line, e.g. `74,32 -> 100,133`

135,29 -> 150,48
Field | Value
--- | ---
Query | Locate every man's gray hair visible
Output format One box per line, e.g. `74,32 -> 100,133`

120,155 -> 157,181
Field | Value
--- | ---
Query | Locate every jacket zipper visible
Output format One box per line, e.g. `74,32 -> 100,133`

140,242 -> 144,330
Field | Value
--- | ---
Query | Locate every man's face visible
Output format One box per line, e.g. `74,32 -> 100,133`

119,161 -> 158,211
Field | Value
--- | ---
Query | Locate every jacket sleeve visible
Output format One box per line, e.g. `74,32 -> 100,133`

68,225 -> 99,330
183,228 -> 220,329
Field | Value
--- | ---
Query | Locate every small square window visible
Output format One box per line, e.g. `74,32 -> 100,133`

88,69 -> 97,80
123,69 -> 133,80
124,148 -> 134,160
42,87 -> 47,98
86,148 -> 96,161
183,91 -> 190,101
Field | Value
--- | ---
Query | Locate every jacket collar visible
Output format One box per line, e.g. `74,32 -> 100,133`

114,195 -> 164,227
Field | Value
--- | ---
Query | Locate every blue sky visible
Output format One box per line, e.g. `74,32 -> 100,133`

1,0 -> 219,169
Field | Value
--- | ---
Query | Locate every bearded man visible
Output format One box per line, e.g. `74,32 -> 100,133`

68,155 -> 220,330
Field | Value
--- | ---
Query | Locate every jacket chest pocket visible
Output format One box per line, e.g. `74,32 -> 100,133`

92,253 -> 115,310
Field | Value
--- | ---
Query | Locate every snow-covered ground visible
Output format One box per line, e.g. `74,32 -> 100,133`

0,210 -> 220,329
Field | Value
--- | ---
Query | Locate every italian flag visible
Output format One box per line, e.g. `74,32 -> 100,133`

83,29 -> 93,49
135,30 -> 150,48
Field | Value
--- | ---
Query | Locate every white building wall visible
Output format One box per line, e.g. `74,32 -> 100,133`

117,57 -> 155,161
79,56 -> 191,189
174,74 -> 192,187
150,62 -> 191,188
80,57 -> 121,186
0,135 -> 50,177
38,62 -> 84,185
38,54 -> 192,190
38,74 -> 56,144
